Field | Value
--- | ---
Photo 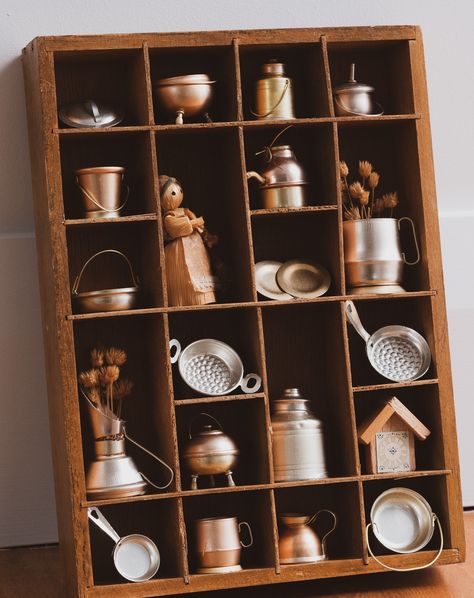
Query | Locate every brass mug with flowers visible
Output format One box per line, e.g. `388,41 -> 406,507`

341,160 -> 420,294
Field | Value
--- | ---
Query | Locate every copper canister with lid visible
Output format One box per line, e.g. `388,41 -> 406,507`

271,388 -> 328,481
252,60 -> 295,120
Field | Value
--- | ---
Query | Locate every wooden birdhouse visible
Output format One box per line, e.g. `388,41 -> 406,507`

357,397 -> 431,474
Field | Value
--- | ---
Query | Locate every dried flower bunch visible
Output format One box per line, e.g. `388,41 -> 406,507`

79,346 -> 134,420
340,160 -> 399,220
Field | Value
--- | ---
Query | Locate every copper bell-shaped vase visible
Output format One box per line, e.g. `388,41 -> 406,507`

278,510 -> 337,564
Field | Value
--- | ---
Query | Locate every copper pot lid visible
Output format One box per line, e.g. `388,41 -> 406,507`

155,74 -> 216,86
59,100 -> 124,128
255,260 -> 293,301
333,63 -> 374,94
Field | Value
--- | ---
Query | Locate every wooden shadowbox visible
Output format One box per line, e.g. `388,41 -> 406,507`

22,26 -> 464,598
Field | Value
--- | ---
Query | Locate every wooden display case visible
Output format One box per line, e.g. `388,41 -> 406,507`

22,26 -> 464,598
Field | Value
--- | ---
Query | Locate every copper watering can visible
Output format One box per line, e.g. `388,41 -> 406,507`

278,510 -> 337,564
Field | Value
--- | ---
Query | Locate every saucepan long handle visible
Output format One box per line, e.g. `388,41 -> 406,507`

345,301 -> 371,343
88,507 -> 121,544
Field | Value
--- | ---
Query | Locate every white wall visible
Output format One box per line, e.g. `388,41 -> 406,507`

0,0 -> 473,547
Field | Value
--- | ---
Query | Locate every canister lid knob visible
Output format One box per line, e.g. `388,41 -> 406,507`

262,60 -> 286,77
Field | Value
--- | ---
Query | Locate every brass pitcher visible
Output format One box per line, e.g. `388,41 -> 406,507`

252,60 -> 295,120
279,510 -> 337,564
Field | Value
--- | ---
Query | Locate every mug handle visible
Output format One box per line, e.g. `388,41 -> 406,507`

308,509 -> 337,556
169,339 -> 181,364
366,514 -> 443,572
398,217 -> 420,266
240,373 -> 262,394
239,521 -> 254,548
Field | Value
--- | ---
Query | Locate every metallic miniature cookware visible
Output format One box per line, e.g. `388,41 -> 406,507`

366,487 -> 443,571
72,249 -> 139,313
252,60 -> 295,120
345,301 -> 431,382
271,388 -> 328,482
279,510 -> 337,564
154,74 -> 216,124
88,507 -> 160,582
169,338 -> 261,396
75,166 -> 129,218
246,144 -> 308,208
276,259 -> 331,299
333,63 -> 383,117
255,260 -> 293,301
183,413 -> 239,489
344,217 -> 420,294
194,516 -> 253,574
59,99 -> 124,128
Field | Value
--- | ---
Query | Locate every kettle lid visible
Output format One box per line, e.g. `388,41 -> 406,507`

59,99 -> 124,128
333,63 -> 374,94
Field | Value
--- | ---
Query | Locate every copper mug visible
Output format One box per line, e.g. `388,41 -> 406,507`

194,516 -> 253,573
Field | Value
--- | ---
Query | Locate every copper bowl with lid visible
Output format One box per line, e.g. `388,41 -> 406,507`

154,74 -> 216,124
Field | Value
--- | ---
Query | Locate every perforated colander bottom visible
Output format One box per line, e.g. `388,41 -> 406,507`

371,337 -> 423,381
184,353 -> 232,394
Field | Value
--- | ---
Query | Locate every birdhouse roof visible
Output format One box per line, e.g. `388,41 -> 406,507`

358,397 -> 431,445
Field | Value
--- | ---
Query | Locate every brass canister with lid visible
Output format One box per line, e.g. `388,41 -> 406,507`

252,60 -> 295,120
271,388 -> 328,481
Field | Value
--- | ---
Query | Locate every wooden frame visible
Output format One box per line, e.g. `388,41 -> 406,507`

22,26 -> 464,597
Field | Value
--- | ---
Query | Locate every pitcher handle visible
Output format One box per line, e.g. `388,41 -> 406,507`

308,509 -> 337,556
76,178 -> 129,213
398,217 -> 420,266
188,412 -> 223,439
240,373 -> 262,394
88,507 -> 121,544
169,339 -> 181,364
238,521 -> 254,548
124,428 -> 174,490
345,301 -> 371,343
366,514 -> 443,572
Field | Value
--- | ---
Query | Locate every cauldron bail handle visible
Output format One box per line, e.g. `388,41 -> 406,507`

398,217 -> 420,266
72,249 -> 139,295
123,426 -> 174,490
188,412 -> 223,439
308,509 -> 337,555
241,373 -> 262,394
366,514 -> 443,571
255,124 -> 294,163
75,177 -> 129,213
169,339 -> 182,364
250,78 -> 290,119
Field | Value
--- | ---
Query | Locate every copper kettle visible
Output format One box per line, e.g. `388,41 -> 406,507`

278,510 -> 337,564
182,413 -> 239,489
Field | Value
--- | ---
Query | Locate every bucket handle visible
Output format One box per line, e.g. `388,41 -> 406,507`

238,521 -> 254,548
250,78 -> 290,118
333,95 -> 384,117
308,509 -> 337,556
124,427 -> 174,490
76,177 -> 129,213
72,249 -> 139,295
188,412 -> 223,439
365,514 -> 443,572
398,217 -> 420,266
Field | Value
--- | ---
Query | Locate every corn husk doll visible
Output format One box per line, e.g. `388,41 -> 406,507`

160,175 -> 218,306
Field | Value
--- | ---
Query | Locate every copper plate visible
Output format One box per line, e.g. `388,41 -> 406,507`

276,259 -> 331,299
255,260 -> 293,301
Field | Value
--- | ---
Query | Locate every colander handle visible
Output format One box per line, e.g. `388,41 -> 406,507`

308,509 -> 337,556
366,514 -> 443,571
72,249 -> 139,295
345,301 -> 371,343
398,217 -> 420,266
188,412 -> 223,439
240,373 -> 262,394
169,339 -> 182,364
75,178 -> 129,213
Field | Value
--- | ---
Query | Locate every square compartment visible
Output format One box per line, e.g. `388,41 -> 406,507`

168,308 -> 263,400
149,46 -> 238,123
338,120 -> 429,292
262,303 -> 356,477
88,499 -> 184,585
54,49 -> 150,127
239,43 -> 331,119
74,314 -> 177,495
243,123 -> 337,209
183,490 -> 276,572
60,132 -> 157,220
345,296 -> 436,388
176,398 -> 271,490
328,40 -> 414,116
274,483 -> 363,561
252,211 -> 342,297
67,221 -> 164,312
156,128 -> 253,304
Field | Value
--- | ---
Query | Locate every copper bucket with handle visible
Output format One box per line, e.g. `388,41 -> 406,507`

75,166 -> 129,218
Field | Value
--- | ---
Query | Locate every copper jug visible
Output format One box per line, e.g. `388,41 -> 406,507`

278,510 -> 337,564
252,60 -> 295,120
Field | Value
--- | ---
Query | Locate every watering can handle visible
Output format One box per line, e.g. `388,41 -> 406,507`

398,217 -> 420,266
345,301 -> 371,343
75,178 -> 129,213
250,78 -> 290,118
72,249 -> 139,295
124,429 -> 174,490
308,509 -> 337,555
88,507 -> 121,544
188,412 -> 223,439
366,514 -> 443,571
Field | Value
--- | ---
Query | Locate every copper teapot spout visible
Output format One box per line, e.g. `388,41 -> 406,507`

246,170 -> 266,185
